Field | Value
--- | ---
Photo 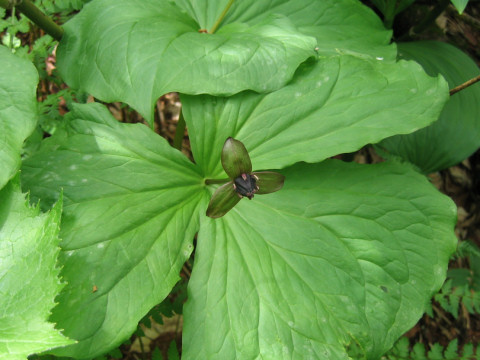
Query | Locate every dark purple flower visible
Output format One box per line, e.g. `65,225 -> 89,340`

206,137 -> 285,218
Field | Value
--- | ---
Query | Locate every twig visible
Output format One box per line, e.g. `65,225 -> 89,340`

449,74 -> 480,96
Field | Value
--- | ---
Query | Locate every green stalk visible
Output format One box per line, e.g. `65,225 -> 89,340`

173,109 -> 186,150
0,0 -> 64,41
383,0 -> 397,29
205,178 -> 230,185
209,0 -> 235,34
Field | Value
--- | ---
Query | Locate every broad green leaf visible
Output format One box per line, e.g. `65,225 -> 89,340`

183,160 -> 457,360
450,0 -> 469,13
183,55 -> 449,178
56,0 -> 317,124
379,41 -> 480,173
174,0 -> 396,61
0,45 -> 38,190
0,178 -> 74,359
21,103 -> 207,358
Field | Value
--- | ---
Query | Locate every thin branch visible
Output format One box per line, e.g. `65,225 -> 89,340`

449,74 -> 480,96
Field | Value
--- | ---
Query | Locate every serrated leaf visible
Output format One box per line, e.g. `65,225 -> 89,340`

412,343 -> 428,360
173,0 -> 396,60
183,55 -> 449,177
444,339 -> 459,360
0,45 -> 38,189
183,160 -> 457,360
0,178 -> 74,359
379,41 -> 480,173
56,0 -> 317,124
428,343 -> 444,360
21,103 -> 207,358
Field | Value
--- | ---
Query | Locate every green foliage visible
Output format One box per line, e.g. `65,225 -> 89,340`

55,0 -> 396,125
450,0 -> 470,13
35,0 -> 90,14
183,160 -> 456,360
0,178 -> 74,359
0,45 -> 38,189
379,41 -> 480,174
368,0 -> 471,26
384,337 -> 479,360
425,240 -> 480,319
0,0 -> 468,359
430,279 -> 480,318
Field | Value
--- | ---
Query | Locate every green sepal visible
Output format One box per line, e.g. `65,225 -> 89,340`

221,137 -> 252,179
253,171 -> 285,195
206,181 -> 241,219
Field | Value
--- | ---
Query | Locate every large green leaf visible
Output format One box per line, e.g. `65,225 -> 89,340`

379,41 -> 480,173
0,178 -> 74,359
56,0 -> 317,124
183,160 -> 457,360
183,55 -> 449,178
0,46 -> 38,190
21,103 -> 207,358
173,0 -> 396,61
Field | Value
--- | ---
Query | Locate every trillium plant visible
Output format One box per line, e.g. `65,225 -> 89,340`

4,0 -> 478,359
206,137 -> 285,218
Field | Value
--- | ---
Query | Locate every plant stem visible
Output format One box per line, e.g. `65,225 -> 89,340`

449,75 -> 480,96
209,0 -> 234,34
205,178 -> 230,185
383,0 -> 397,29
173,109 -> 186,150
0,0 -> 64,41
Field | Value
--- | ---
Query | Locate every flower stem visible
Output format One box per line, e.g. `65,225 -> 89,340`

173,109 -> 186,150
0,0 -> 64,41
209,0 -> 235,34
205,178 -> 230,185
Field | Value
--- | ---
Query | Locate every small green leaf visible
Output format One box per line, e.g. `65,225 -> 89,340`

221,137 -> 252,178
450,0 -> 469,13
0,177 -> 75,359
206,181 -> 240,219
167,341 -> 180,360
253,171 -> 285,194
0,45 -> 38,189
21,103 -> 207,358
183,160 -> 457,360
